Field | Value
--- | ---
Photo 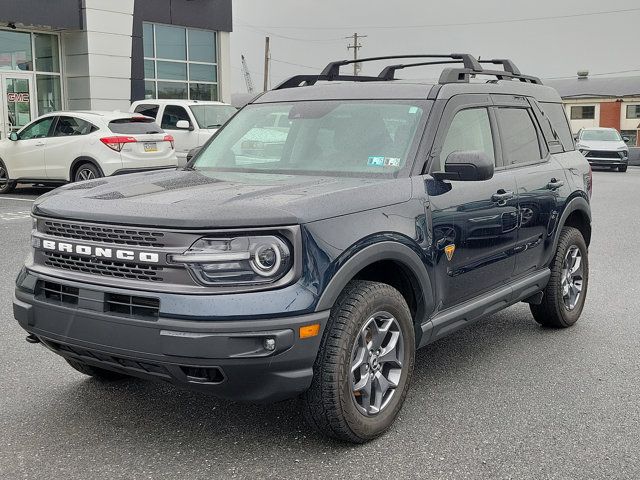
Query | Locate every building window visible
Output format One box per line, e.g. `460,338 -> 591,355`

626,105 -> 640,119
143,23 -> 219,101
570,105 -> 595,120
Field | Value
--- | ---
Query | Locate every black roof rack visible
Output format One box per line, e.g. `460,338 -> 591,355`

273,54 -> 542,90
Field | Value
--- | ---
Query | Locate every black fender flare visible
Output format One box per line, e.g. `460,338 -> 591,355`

69,157 -> 104,181
315,241 -> 435,336
548,195 -> 591,265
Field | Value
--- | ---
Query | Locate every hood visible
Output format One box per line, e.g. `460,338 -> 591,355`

33,169 -> 412,228
576,139 -> 627,151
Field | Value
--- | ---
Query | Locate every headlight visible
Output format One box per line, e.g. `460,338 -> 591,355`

170,235 -> 292,286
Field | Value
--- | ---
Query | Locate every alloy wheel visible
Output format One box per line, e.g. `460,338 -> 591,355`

76,168 -> 96,181
561,245 -> 583,310
350,311 -> 405,416
0,165 -> 7,188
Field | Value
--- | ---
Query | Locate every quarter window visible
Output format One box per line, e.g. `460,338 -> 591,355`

161,105 -> 191,130
53,116 -> 94,136
570,105 -> 595,120
497,108 -> 543,165
439,108 -> 495,170
541,102 -> 575,152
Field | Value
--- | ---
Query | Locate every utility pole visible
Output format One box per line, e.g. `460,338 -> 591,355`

263,36 -> 270,92
346,32 -> 367,76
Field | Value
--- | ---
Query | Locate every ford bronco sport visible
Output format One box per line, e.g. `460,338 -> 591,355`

14,54 -> 592,443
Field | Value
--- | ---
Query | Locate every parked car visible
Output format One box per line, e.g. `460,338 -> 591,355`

575,127 -> 629,172
130,100 -> 237,165
15,54 -> 592,443
0,111 -> 178,194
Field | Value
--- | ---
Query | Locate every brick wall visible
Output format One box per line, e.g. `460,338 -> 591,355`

599,101 -> 622,130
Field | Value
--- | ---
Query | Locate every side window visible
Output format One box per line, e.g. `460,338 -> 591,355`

439,108 -> 495,170
541,102 -> 575,152
497,108 -> 543,165
134,104 -> 159,119
161,105 -> 191,130
54,116 -> 94,137
19,117 -> 55,140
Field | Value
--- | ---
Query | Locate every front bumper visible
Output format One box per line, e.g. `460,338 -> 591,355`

586,158 -> 628,167
14,271 -> 329,403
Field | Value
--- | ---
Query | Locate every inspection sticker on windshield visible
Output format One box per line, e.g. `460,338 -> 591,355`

368,156 -> 400,168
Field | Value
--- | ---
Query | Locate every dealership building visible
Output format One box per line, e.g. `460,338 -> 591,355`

0,0 -> 232,139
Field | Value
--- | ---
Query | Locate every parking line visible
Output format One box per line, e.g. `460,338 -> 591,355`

0,197 -> 35,202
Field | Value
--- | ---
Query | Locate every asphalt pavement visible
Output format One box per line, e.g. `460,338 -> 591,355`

1,170 -> 639,479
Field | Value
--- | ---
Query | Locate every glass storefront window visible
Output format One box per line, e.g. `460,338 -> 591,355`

34,33 -> 60,73
144,81 -> 156,100
0,31 -> 32,71
143,23 -> 219,101
36,75 -> 62,115
157,82 -> 188,99
155,25 -> 186,61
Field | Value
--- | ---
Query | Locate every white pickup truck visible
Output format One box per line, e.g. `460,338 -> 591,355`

130,99 -> 236,165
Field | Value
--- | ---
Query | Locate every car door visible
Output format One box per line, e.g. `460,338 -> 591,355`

492,96 -> 567,277
2,116 -> 55,180
427,95 -> 519,309
44,115 -> 95,180
160,104 -> 199,163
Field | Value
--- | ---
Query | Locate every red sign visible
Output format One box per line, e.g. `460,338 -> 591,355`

7,92 -> 29,103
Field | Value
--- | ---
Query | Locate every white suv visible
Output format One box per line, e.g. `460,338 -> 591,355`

0,111 -> 178,194
130,100 -> 236,165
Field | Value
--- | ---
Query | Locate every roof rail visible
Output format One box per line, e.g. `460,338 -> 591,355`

273,54 -> 542,90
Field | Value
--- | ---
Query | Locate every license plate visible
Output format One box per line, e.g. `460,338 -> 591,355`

143,142 -> 157,152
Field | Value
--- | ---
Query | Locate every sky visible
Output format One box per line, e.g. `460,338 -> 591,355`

229,0 -> 640,93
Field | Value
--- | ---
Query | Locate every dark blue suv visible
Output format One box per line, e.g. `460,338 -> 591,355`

14,55 -> 592,443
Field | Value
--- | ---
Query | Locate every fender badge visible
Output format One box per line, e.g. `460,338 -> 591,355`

444,244 -> 456,261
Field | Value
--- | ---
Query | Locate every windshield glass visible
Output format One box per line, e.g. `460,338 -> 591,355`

580,129 -> 622,142
190,105 -> 237,129
192,101 -> 426,177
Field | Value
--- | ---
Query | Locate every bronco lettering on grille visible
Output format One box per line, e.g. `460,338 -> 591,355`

41,240 -> 160,263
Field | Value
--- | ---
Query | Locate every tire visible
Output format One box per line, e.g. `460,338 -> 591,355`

618,165 -> 628,172
0,159 -> 16,194
530,226 -> 588,328
302,280 -> 415,443
73,162 -> 102,182
65,359 -> 129,380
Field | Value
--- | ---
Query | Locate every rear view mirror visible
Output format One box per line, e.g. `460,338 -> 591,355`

176,120 -> 192,130
9,132 -> 18,141
433,151 -> 494,182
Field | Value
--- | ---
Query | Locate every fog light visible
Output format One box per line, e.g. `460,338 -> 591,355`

263,338 -> 276,351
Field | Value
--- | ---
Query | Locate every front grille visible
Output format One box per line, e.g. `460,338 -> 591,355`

40,281 -> 80,305
42,220 -> 165,247
106,293 -> 160,319
586,150 -> 622,159
44,252 -> 163,282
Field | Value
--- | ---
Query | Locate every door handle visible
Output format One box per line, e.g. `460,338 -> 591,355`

547,178 -> 564,190
492,190 -> 514,203
35,142 -> 45,147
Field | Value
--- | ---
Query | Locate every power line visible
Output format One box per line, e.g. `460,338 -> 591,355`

270,58 -> 320,70
236,7 -> 640,31
234,18 -> 345,43
546,69 -> 640,80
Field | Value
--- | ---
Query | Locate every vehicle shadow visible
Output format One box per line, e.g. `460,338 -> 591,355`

27,305 -> 565,453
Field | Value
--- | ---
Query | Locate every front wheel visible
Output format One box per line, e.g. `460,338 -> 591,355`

0,160 -> 16,194
530,226 -> 589,328
303,280 -> 415,443
618,164 -> 628,172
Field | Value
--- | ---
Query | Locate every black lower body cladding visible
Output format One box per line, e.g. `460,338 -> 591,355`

14,272 -> 329,403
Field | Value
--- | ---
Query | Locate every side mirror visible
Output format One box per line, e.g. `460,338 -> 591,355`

623,136 -> 630,143
573,133 -> 579,141
433,151 -> 494,182
175,120 -> 193,131
9,132 -> 18,141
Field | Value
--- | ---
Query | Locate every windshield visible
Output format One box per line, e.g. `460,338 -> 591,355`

192,101 -> 426,177
190,105 -> 237,129
580,129 -> 622,142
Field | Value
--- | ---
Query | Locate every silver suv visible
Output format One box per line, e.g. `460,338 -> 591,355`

575,127 -> 629,172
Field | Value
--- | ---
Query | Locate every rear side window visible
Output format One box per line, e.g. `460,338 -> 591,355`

541,102 -> 575,151
54,116 -> 95,136
108,118 -> 162,134
496,108 -> 543,165
439,108 -> 495,170
161,105 -> 191,130
134,104 -> 160,119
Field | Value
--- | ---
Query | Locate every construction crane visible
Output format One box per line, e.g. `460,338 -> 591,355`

241,55 -> 255,94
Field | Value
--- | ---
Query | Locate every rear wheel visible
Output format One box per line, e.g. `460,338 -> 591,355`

0,160 -> 16,194
65,359 -> 129,380
530,226 -> 588,328
73,162 -> 102,182
618,164 -> 628,172
303,280 -> 415,443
